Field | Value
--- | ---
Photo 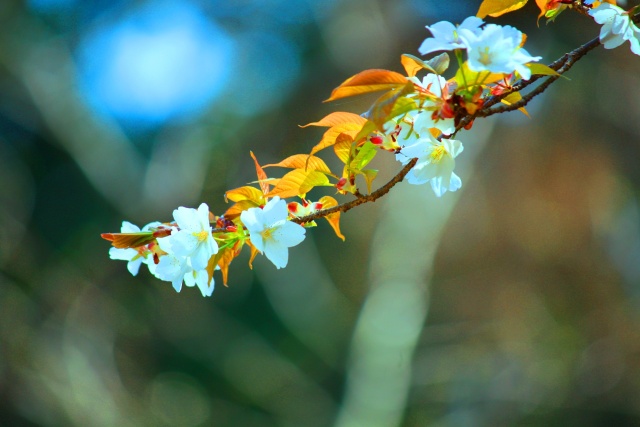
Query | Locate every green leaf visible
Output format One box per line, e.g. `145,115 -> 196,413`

350,141 -> 377,171
359,169 -> 378,194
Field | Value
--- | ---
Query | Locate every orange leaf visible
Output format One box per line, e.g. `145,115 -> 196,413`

400,53 -> 449,77
225,186 -> 265,204
264,154 -> 333,175
224,199 -> 260,220
318,196 -> 345,241
325,69 -> 409,102
301,112 -> 365,128
310,123 -> 364,157
334,135 -> 353,164
250,151 -> 270,196
477,0 -> 528,18
267,169 -> 331,199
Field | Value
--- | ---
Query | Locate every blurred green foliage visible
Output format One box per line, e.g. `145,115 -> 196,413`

1,0 -> 640,426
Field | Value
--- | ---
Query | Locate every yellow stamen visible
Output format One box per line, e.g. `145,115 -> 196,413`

430,145 -> 447,163
260,228 -> 274,240
194,230 -> 210,242
478,47 -> 492,66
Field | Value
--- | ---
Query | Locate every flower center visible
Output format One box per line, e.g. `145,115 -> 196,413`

194,230 -> 210,242
478,47 -> 492,66
430,145 -> 447,163
260,227 -> 274,240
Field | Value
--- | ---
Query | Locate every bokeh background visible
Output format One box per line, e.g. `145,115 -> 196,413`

1,0 -> 640,425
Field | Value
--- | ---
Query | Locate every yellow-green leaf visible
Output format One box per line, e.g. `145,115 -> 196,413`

501,91 -> 530,117
318,196 -> 345,241
325,69 -> 409,102
334,134 -> 354,164
359,169 -> 378,194
349,141 -> 377,171
267,169 -> 332,199
477,0 -> 528,18
526,62 -> 564,78
264,154 -> 333,175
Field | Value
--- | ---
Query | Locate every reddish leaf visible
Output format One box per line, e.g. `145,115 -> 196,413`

101,232 -> 155,249
250,151 -> 270,196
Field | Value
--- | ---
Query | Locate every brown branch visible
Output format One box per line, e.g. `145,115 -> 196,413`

291,158 -> 417,224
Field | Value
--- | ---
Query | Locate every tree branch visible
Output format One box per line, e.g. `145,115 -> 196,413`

290,31 -> 604,226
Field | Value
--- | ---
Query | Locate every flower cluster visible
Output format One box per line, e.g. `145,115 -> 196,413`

419,17 -> 541,80
107,199 -> 306,297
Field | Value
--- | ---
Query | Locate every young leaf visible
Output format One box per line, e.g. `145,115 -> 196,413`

266,169 -> 332,199
224,200 -> 261,220
301,112 -> 366,128
225,186 -> 265,204
334,134 -> 354,164
477,0 -> 528,18
526,62 -> 564,78
101,232 -> 155,249
318,196 -> 345,241
359,169 -> 378,194
250,151 -> 270,196
400,53 -> 450,77
264,154 -> 333,175
501,91 -> 530,117
363,82 -> 416,130
309,124 -> 363,157
325,69 -> 409,102
350,141 -> 377,171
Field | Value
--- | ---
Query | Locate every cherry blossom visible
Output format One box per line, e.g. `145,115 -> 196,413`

240,197 -> 306,269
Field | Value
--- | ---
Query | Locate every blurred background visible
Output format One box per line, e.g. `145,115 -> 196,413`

1,0 -> 640,425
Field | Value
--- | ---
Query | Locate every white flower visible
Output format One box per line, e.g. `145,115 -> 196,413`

396,134 -> 464,197
419,16 -> 484,56
409,74 -> 456,135
240,196 -> 306,269
109,221 -> 159,276
184,268 -> 215,297
464,24 -> 541,80
153,251 -> 215,297
157,203 -> 218,271
154,253 -> 190,292
589,3 -> 640,55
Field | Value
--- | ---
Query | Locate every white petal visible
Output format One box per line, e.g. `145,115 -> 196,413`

120,221 -> 141,233
127,258 -> 143,276
240,208 -> 263,234
262,197 -> 287,226
264,241 -> 289,269
173,206 -> 200,231
109,247 -> 137,261
271,222 -> 306,247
